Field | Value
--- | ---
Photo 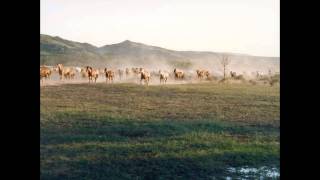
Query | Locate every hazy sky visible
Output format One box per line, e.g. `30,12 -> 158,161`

41,0 -> 279,57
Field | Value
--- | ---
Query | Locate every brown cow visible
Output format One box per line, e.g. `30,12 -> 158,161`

40,66 -> 51,83
159,70 -> 169,84
63,69 -> 76,80
140,69 -> 151,85
196,69 -> 204,80
86,66 -> 99,83
104,68 -> 115,83
40,66 -> 52,82
196,69 -> 210,80
56,64 -> 75,80
173,68 -> 184,80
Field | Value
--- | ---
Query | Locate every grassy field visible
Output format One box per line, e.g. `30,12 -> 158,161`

40,82 -> 279,179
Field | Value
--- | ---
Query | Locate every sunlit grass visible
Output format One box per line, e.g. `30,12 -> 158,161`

41,83 -> 279,179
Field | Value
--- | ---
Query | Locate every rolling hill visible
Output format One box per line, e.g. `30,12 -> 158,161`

40,34 -> 279,74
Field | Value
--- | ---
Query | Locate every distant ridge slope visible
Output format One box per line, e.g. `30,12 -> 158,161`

40,34 -> 279,73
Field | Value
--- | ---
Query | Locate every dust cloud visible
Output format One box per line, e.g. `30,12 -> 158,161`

41,58 -> 279,86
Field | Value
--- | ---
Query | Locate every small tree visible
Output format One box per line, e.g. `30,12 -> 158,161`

220,55 -> 231,80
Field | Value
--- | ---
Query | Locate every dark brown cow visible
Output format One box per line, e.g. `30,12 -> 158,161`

173,68 -> 184,80
104,68 -> 115,83
86,66 -> 99,83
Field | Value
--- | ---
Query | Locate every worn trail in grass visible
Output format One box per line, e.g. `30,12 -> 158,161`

40,83 -> 279,179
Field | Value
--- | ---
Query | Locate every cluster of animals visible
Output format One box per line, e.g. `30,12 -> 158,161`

40,64 -> 277,86
41,64 -> 199,85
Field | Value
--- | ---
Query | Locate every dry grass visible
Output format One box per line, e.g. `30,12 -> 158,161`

41,82 -> 279,179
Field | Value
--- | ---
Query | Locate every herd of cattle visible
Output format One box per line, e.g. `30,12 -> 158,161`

40,64 -> 277,85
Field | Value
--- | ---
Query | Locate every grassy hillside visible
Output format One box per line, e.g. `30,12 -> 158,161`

40,34 -> 279,73
40,34 -> 104,66
40,83 -> 279,179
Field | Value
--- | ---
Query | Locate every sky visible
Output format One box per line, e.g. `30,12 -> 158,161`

41,0 -> 279,57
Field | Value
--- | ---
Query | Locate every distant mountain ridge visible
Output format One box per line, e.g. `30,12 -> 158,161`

40,34 -> 279,73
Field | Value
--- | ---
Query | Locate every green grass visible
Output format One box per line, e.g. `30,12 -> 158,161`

40,83 -> 279,179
